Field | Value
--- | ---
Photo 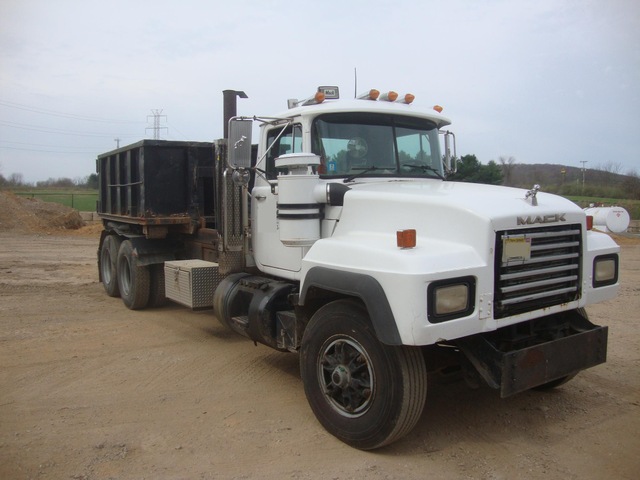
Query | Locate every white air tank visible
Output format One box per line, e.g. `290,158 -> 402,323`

584,206 -> 630,233
275,153 -> 322,246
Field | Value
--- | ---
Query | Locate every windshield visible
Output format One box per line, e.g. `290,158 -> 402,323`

312,112 -> 443,179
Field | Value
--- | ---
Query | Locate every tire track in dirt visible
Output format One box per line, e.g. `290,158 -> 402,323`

1,231 -> 639,480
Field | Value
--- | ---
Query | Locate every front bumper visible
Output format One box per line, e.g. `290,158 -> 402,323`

455,311 -> 608,397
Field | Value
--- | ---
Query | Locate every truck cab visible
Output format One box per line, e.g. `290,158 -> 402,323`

251,92 -> 450,279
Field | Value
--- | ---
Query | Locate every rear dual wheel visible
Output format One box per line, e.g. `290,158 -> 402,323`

100,234 -> 122,297
300,299 -> 427,450
100,234 -> 165,309
116,240 -> 150,310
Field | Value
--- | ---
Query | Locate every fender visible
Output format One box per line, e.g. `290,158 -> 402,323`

299,266 -> 401,345
128,237 -> 179,267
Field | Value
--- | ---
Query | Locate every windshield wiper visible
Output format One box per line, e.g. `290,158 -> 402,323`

402,163 -> 445,180
343,166 -> 394,183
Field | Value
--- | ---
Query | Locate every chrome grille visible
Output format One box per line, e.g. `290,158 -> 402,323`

494,224 -> 582,319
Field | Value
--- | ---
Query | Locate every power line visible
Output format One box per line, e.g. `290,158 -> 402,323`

0,145 -> 101,154
0,99 -> 144,124
0,140 -> 100,151
166,121 -> 189,140
0,140 -> 100,153
0,120 -> 139,138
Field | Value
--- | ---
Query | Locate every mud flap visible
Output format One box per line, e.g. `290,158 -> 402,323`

455,318 -> 608,397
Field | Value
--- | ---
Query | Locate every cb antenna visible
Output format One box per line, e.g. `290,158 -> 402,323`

354,67 -> 358,98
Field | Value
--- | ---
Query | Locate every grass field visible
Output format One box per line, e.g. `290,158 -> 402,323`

13,190 -> 98,212
8,189 -> 639,220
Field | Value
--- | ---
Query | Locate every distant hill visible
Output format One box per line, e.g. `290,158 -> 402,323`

502,163 -> 639,201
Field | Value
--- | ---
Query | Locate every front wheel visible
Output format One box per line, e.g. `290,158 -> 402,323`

532,374 -> 577,391
300,299 -> 427,450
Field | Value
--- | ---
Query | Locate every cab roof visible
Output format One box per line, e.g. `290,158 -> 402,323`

272,98 -> 452,129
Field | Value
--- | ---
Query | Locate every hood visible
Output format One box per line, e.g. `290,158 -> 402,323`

333,179 -> 584,243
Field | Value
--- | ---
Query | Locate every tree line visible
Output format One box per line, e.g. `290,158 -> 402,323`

448,155 -> 639,201
0,172 -> 98,189
1,156 -> 638,201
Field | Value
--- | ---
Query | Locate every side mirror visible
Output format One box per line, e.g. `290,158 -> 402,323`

228,118 -> 253,169
442,130 -> 457,174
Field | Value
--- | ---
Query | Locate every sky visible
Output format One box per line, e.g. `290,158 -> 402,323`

0,0 -> 638,183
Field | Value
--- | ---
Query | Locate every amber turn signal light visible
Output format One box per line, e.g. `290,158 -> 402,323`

397,229 -> 416,249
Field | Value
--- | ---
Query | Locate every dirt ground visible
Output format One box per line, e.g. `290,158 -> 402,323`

1,193 -> 639,479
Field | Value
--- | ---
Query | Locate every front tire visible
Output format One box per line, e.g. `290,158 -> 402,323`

300,299 -> 427,450
532,373 -> 577,391
117,240 -> 150,310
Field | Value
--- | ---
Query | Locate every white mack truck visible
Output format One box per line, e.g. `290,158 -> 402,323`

96,86 -> 620,449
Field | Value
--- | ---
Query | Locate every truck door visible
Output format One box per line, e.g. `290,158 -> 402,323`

252,124 -> 305,274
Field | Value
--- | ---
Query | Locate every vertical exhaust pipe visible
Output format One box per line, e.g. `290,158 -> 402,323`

223,89 -> 248,139
219,90 -> 249,273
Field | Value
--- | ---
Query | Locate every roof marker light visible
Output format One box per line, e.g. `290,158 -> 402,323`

398,93 -> 415,104
301,90 -> 325,106
357,89 -> 380,101
380,91 -> 399,102
291,86 -> 340,108
433,105 -> 443,113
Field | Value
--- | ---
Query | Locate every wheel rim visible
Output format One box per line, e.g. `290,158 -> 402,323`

100,244 -> 112,284
120,257 -> 131,296
318,336 -> 375,418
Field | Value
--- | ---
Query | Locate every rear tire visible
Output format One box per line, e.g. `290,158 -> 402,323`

300,299 -> 427,450
117,240 -> 150,310
100,234 -> 122,297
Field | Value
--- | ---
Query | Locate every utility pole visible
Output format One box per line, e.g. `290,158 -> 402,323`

114,137 -> 120,148
580,160 -> 588,193
146,109 -> 168,140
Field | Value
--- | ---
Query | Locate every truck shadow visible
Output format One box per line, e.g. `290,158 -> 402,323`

167,311 -> 588,454
386,375 -> 587,454
241,348 -> 587,453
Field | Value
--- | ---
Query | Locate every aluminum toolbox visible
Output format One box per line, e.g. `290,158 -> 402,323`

164,260 -> 222,309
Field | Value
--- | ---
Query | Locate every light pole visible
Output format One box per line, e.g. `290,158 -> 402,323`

580,161 -> 588,194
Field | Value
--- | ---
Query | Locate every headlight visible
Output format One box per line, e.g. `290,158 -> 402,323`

428,276 -> 476,323
593,254 -> 618,287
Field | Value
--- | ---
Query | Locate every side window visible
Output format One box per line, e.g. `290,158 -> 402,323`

265,124 -> 302,179
396,128 -> 433,168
